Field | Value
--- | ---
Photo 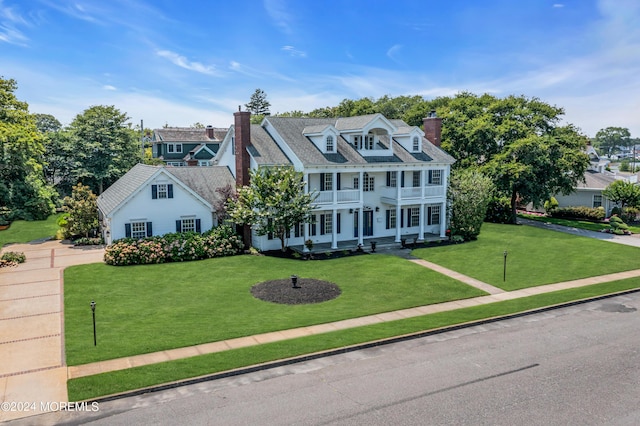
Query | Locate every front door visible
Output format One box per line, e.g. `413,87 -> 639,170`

363,210 -> 374,237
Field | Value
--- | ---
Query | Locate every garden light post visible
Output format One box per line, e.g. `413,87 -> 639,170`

90,300 -> 96,346
291,275 -> 299,288
503,250 -> 508,282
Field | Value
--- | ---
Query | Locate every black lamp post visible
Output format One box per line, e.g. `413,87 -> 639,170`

291,275 -> 299,288
503,250 -> 508,282
90,300 -> 97,346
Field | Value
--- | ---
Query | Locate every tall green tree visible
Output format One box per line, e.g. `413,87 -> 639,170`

594,127 -> 631,157
60,183 -> 98,238
68,105 -> 140,194
227,166 -> 316,251
0,77 -> 56,220
447,169 -> 494,241
245,89 -> 271,117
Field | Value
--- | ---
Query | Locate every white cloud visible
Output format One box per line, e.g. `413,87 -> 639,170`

263,0 -> 293,35
553,4 -> 564,8
281,45 -> 306,58
0,1 -> 29,45
156,50 -> 220,76
386,44 -> 403,63
103,85 -> 117,91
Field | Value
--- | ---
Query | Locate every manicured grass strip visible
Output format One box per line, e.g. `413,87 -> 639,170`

0,213 -> 63,247
67,278 -> 640,401
64,254 -> 485,365
413,222 -> 640,291
519,213 -> 640,234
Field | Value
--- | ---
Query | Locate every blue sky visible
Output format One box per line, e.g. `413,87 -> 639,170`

1,0 -> 639,137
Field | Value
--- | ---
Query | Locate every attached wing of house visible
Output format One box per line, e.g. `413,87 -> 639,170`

97,163 -> 234,244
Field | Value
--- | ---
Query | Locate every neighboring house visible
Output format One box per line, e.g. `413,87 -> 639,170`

151,126 -> 227,167
553,170 -> 618,215
215,111 -> 455,251
97,164 -> 234,245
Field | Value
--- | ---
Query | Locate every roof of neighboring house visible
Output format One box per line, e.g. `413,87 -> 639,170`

577,170 -> 618,190
153,127 -> 228,142
97,164 -> 235,217
165,166 -> 234,206
260,116 -> 455,166
97,164 -> 159,216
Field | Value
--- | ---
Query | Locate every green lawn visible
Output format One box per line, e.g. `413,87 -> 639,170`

519,213 -> 640,234
67,278 -> 640,401
413,222 -> 640,291
64,254 -> 485,365
0,214 -> 63,247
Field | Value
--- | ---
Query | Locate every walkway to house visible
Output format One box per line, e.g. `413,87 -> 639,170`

3,223 -> 640,421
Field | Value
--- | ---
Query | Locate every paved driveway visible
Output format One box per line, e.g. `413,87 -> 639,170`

0,240 -> 104,422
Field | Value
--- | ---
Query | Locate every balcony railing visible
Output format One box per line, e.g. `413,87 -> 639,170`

313,189 -> 361,204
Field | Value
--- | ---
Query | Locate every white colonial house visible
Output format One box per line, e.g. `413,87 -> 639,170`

97,164 -> 234,245
215,111 -> 456,251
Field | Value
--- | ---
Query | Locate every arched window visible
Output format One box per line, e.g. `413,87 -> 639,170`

326,135 -> 334,152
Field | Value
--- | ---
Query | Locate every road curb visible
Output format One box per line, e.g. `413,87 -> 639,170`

80,287 -> 640,405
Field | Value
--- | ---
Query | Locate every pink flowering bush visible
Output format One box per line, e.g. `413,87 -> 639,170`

104,225 -> 243,266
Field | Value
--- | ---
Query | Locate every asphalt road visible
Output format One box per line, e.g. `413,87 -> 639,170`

18,292 -> 640,426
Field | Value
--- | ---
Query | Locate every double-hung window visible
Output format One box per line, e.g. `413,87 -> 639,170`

428,170 -> 442,185
410,207 -> 420,227
413,136 -> 420,152
131,222 -> 147,239
157,184 -> 168,199
326,136 -> 334,152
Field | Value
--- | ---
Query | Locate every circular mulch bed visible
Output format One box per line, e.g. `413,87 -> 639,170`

251,278 -> 341,305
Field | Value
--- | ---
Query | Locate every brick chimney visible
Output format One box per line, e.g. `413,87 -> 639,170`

233,107 -> 252,248
205,125 -> 214,139
234,109 -> 251,188
423,110 -> 442,147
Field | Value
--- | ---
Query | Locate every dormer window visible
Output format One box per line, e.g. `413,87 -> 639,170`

353,135 -> 362,149
326,135 -> 334,152
412,136 -> 420,152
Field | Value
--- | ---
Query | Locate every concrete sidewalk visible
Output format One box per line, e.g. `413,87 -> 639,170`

0,240 -> 104,422
66,266 -> 640,380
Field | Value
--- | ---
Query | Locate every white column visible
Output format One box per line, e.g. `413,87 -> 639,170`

395,172 -> 402,242
331,209 -> 338,249
419,203 -> 425,241
333,171 -> 338,204
440,202 -> 447,237
303,173 -> 310,252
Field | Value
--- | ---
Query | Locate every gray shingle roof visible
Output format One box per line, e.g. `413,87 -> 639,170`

97,164 -> 235,217
154,127 -> 228,142
97,164 -> 160,216
165,166 -> 235,206
578,170 -> 618,189
259,116 -> 454,166
248,124 -> 291,165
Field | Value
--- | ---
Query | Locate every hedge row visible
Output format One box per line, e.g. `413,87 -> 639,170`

104,225 -> 243,266
549,206 -> 606,221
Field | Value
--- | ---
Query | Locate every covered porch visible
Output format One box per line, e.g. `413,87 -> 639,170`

289,233 -> 447,254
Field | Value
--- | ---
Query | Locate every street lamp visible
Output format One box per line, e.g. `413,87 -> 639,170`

503,250 -> 508,282
90,300 -> 97,346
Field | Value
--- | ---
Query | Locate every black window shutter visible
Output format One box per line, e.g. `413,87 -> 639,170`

386,210 -> 390,229
386,172 -> 391,187
152,185 -> 158,199
176,220 -> 181,232
401,209 -> 404,228
401,171 -> 405,188
407,209 -> 412,226
320,214 -> 325,235
320,173 -> 325,191
168,184 -> 173,198
146,222 -> 153,237
125,223 -> 131,238
337,173 -> 341,190
337,213 -> 341,233
311,216 -> 317,236
196,219 -> 201,233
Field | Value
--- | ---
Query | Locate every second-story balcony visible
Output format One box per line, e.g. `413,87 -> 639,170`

313,189 -> 360,205
380,185 -> 445,203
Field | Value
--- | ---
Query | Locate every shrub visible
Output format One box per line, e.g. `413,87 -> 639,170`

104,225 -> 243,266
543,197 -> 559,213
74,237 -> 104,246
549,206 -> 605,221
610,206 -> 622,217
608,215 -> 630,235
0,251 -> 26,268
485,197 -> 513,223
621,207 -> 640,223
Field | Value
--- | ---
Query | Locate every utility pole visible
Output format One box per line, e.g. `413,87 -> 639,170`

140,119 -> 145,162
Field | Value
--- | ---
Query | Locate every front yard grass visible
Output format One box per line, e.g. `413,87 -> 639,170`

0,213 -> 63,248
64,254 -> 485,365
413,222 -> 640,290
67,277 -> 640,401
